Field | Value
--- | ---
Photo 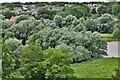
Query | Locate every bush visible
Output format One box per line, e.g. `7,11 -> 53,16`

112,69 -> 120,80
16,15 -> 29,23
97,5 -> 107,15
112,3 -> 120,15
19,43 -> 45,80
35,8 -> 56,20
0,14 -> 5,20
44,48 -> 75,79
56,11 -> 70,18
53,15 -> 63,27
73,23 -> 85,32
10,19 -> 44,45
0,19 -> 11,29
4,31 -> 15,40
2,42 -> 16,78
85,18 -> 97,32
113,27 -> 120,39
19,43 -> 75,79
96,13 -> 115,33
72,46 -> 92,62
5,38 -> 22,51
2,10 -> 16,19
57,5 -> 90,18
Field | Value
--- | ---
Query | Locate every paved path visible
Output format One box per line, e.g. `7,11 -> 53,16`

106,41 -> 120,57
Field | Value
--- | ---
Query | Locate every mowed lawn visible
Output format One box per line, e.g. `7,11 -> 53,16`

71,58 -> 120,78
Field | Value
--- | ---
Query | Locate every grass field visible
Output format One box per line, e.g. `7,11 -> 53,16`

100,34 -> 113,38
71,58 -> 120,78
100,34 -> 120,42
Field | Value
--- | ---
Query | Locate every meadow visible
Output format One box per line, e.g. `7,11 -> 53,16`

71,58 -> 120,78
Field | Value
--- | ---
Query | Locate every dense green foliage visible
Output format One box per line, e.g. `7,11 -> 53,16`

10,19 -> 44,45
19,43 -> 75,79
35,8 -> 56,20
57,5 -> 90,18
97,3 -> 120,15
113,27 -> 120,39
96,13 -> 115,33
1,2 -> 120,79
112,3 -> 120,15
5,38 -> 22,51
2,10 -> 16,19
0,14 -> 5,20
2,43 -> 16,78
29,15 -> 107,62
0,19 -> 11,29
4,2 -> 22,8
44,48 -> 75,79
3,31 -> 15,40
16,15 -> 29,24
98,5 -> 108,15
19,43 -> 45,79
85,18 -> 97,32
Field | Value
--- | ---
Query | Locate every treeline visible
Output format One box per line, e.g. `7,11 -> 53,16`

1,2 -> 111,7
1,2 -> 120,19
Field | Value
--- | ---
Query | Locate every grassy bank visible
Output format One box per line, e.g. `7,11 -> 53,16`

100,34 -> 120,42
71,58 -> 120,78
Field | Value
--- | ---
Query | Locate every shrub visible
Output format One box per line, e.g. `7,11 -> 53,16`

19,43 -> 75,79
53,15 -> 63,27
113,27 -> 120,39
112,69 -> 120,80
0,19 -> 11,29
19,43 -> 45,80
4,31 -> 15,40
96,13 -> 115,33
112,3 -> 120,15
16,15 -> 29,23
0,14 -> 5,20
5,38 -> 22,51
97,5 -> 107,15
44,48 -> 75,79
2,42 -> 16,78
35,8 -> 56,20
58,5 -> 90,18
10,19 -> 44,45
85,18 -> 97,32
2,10 -> 16,19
